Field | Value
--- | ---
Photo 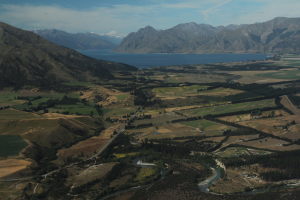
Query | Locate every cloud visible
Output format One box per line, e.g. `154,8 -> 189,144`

1,0 -> 300,36
201,0 -> 233,20
234,0 -> 300,24
0,0 -> 237,35
0,4 -> 162,35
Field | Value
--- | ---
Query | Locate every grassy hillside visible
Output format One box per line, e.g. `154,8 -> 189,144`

0,22 -> 136,89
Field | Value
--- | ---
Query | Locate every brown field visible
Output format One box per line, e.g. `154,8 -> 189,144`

163,73 -> 230,83
56,124 -> 121,162
219,110 -> 287,123
133,112 -> 183,127
181,162 -> 205,172
127,123 -> 201,140
0,159 -> 31,179
0,118 -> 93,148
109,175 -> 133,188
216,135 -> 260,151
280,95 -> 300,118
153,86 -> 242,101
0,109 -> 42,120
210,168 -> 265,194
238,117 -> 300,141
219,110 -> 300,141
216,147 -> 271,158
67,162 -> 118,188
80,85 -> 132,106
0,110 -> 101,152
227,70 -> 289,84
199,136 -> 226,143
164,102 -> 231,113
236,137 -> 300,151
56,136 -> 108,162
197,87 -> 243,97
42,113 -> 83,119
215,133 -> 300,152
108,191 -> 135,200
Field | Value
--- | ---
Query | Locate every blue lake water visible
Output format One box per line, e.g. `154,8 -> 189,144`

79,49 -> 267,68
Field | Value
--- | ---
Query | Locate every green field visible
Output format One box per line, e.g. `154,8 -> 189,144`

31,97 -> 51,106
0,109 -> 41,120
217,147 -> 271,158
49,103 -> 98,116
195,87 -> 243,96
181,119 -> 233,136
103,107 -> 136,117
258,70 -> 300,80
134,167 -> 157,182
0,91 -> 24,106
0,135 -> 27,157
116,94 -> 130,101
181,120 -> 222,130
180,99 -> 276,117
63,81 -> 95,87
152,85 -> 209,97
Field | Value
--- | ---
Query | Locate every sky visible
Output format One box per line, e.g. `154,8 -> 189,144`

1,0 -> 300,37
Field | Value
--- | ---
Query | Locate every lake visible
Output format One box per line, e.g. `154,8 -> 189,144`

79,49 -> 267,68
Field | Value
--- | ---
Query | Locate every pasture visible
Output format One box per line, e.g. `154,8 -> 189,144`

152,85 -> 209,100
179,99 -> 276,117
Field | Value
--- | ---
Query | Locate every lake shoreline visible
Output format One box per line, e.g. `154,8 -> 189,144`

78,49 -> 267,68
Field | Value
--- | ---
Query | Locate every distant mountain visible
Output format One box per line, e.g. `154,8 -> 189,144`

116,17 -> 300,54
34,29 -> 122,50
0,22 -> 135,88
99,35 -> 123,45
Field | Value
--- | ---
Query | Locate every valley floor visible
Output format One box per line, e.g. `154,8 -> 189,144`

1,56 -> 300,199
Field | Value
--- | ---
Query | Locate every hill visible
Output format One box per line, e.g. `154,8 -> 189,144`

116,17 -> 300,54
34,29 -> 121,50
0,22 -> 135,89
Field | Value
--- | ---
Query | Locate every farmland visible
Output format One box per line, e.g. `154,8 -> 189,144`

1,58 -> 300,199
152,85 -> 210,99
179,99 -> 276,117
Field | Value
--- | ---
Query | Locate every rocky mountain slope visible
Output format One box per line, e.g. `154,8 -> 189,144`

116,17 -> 300,54
35,29 -> 121,50
0,22 -> 135,88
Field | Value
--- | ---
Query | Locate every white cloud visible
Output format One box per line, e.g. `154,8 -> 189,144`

201,0 -> 233,20
1,0 -> 300,36
233,0 -> 300,24
0,0 -> 235,35
0,4 -> 161,35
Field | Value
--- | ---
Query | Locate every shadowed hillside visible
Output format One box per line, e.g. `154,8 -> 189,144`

34,29 -> 120,50
0,22 -> 136,89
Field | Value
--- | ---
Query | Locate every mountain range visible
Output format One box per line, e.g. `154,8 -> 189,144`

116,17 -> 300,54
34,29 -> 122,50
0,22 -> 135,88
